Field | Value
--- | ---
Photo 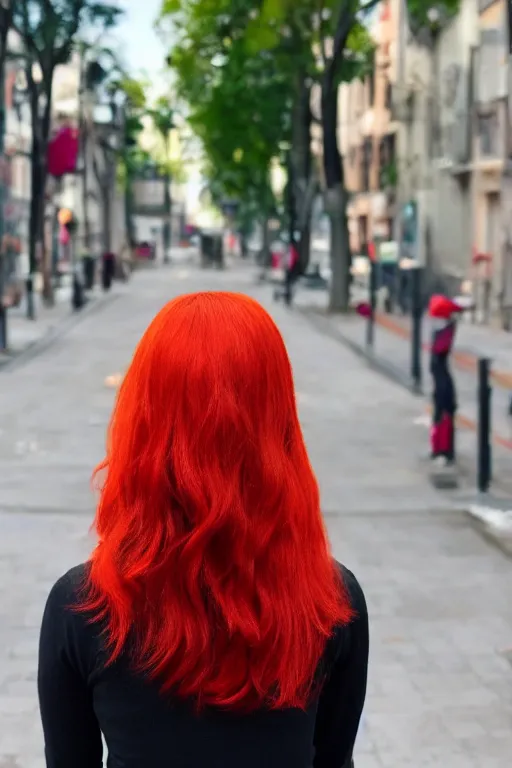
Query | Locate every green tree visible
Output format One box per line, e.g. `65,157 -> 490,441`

148,96 -> 174,261
248,0 -> 461,310
159,0 -> 291,261
161,0 -> 461,304
12,0 -> 122,314
77,41 -> 123,256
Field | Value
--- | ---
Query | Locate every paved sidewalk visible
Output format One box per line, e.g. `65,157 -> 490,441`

294,287 -> 512,496
0,261 -> 511,767
376,310 -> 512,385
0,245 -> 196,365
1,283 -> 109,366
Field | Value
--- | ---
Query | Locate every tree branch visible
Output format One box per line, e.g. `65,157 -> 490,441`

328,0 -> 354,81
92,147 -> 103,187
0,0 -> 14,72
329,0 -> 382,80
317,0 -> 327,68
360,0 -> 383,15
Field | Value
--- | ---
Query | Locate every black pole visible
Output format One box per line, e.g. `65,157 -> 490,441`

0,304 -> 6,351
410,266 -> 423,391
477,357 -> 492,493
366,260 -> 377,349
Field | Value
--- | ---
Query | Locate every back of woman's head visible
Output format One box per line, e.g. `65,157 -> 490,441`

82,292 -> 352,710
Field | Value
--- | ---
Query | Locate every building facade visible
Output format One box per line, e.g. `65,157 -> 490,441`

339,0 -> 397,255
472,0 -> 512,323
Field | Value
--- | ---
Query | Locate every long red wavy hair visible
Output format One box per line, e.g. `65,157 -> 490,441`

81,291 -> 353,711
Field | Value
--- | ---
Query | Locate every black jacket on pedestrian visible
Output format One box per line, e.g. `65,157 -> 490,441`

38,562 -> 368,768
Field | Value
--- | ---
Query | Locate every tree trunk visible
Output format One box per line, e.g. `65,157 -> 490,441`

27,117 -> 42,319
79,68 -> 93,254
101,185 -> 112,254
286,154 -> 297,245
291,74 -> 313,273
325,185 -> 351,312
124,180 -> 135,247
81,131 -> 92,253
39,96 -> 53,306
322,68 -> 351,312
301,218 -> 311,273
261,217 -> 271,267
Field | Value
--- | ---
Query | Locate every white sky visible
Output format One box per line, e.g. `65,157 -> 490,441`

116,0 -> 167,82
114,0 -> 208,216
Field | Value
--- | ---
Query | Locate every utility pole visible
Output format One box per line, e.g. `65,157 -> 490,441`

0,0 -> 13,349
0,69 -> 6,350
163,131 -> 172,264
393,0 -> 407,250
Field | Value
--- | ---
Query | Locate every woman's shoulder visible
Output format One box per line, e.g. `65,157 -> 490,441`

334,561 -> 367,617
44,563 -> 90,616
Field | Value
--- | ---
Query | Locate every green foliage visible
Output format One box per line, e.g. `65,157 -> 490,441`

160,0 -> 462,226
148,97 -> 174,142
380,159 -> 398,190
120,77 -> 148,111
406,0 -> 461,33
159,0 -> 292,221
13,0 -> 123,79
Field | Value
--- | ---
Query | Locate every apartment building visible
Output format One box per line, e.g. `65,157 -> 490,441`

397,0 -> 511,322
472,0 -> 511,320
3,31 -> 32,275
339,0 -> 397,255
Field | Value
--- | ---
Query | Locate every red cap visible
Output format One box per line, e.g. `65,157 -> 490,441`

428,294 -> 463,319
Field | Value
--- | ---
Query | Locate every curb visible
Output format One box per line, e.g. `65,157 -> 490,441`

0,290 -> 120,373
298,306 -> 424,395
465,501 -> 512,559
298,305 -> 512,497
374,310 -> 512,390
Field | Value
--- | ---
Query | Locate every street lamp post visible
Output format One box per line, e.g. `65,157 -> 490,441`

0,155 -> 8,351
162,131 -> 172,264
0,59 -> 7,349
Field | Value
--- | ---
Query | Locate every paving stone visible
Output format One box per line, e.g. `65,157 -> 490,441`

0,261 -> 511,766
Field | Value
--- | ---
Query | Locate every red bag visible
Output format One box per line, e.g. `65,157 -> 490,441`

430,413 -> 453,456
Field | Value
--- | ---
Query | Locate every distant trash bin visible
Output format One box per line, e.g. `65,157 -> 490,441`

200,233 -> 224,269
83,255 -> 95,290
102,252 -> 115,291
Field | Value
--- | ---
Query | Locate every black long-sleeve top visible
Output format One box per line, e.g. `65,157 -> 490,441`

38,562 -> 368,768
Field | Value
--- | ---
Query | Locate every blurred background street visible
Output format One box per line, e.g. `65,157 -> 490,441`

1,255 -> 512,768
2,0 -> 512,765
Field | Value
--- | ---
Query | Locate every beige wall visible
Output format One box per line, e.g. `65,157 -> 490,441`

472,0 -> 509,313
341,0 -> 396,252
423,0 -> 478,282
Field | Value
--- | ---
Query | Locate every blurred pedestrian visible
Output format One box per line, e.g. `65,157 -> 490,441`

284,238 -> 300,306
429,295 -> 463,465
38,292 -> 368,768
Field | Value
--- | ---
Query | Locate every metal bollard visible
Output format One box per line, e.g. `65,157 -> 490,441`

366,260 -> 377,349
0,305 -> 6,351
477,357 -> 492,493
410,266 -> 423,392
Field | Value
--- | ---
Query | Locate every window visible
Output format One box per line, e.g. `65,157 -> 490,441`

385,81 -> 392,110
361,138 -> 372,192
478,111 -> 499,156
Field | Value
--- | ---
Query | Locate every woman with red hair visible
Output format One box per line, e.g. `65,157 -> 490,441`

38,292 -> 368,768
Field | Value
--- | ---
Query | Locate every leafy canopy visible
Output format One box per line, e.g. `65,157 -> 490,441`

159,0 -> 292,215
13,0 -> 123,78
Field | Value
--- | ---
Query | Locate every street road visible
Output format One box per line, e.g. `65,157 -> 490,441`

0,259 -> 511,767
